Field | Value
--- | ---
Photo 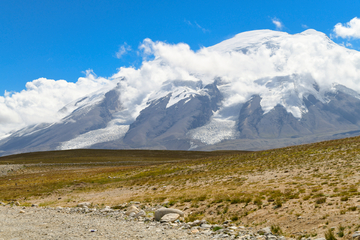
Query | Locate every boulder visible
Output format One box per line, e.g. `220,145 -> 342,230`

100,206 -> 112,213
154,207 -> 184,221
125,205 -> 139,216
160,213 -> 180,223
191,229 -> 199,234
134,210 -> 146,218
200,223 -> 212,229
77,202 -> 91,208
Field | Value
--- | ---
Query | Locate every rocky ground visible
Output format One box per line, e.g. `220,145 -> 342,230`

0,202 -> 299,240
0,165 -> 23,178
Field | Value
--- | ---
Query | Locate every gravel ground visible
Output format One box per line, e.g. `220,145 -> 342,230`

0,205 -> 235,240
0,204 -> 293,240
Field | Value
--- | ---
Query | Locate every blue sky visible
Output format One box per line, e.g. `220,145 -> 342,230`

1,0 -> 360,94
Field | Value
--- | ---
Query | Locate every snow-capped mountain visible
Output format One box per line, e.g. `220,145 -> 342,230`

2,29 -> 360,155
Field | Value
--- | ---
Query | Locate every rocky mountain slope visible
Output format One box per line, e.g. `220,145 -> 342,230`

1,29 -> 360,155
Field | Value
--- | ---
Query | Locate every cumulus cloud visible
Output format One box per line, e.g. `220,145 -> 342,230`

272,18 -> 284,30
115,43 -> 132,59
112,29 -> 360,120
333,17 -> 360,39
0,70 -> 113,137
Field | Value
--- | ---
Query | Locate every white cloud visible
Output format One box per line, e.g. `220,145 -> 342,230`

184,19 -> 209,33
0,70 -> 112,137
194,21 -> 210,33
184,19 -> 192,26
272,18 -> 284,30
115,43 -> 131,59
3,29 -> 360,138
301,24 -> 309,29
333,17 -> 360,39
346,42 -> 353,47
112,29 -> 360,121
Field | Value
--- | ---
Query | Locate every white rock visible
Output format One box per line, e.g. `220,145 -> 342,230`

77,202 -> 91,208
125,205 -> 139,216
258,227 -> 272,235
134,210 -> 146,218
267,235 -> 277,240
200,224 -> 212,229
160,213 -> 180,223
154,207 -> 184,221
101,206 -> 113,212
352,232 -> 360,240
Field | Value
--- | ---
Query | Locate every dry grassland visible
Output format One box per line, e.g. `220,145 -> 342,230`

1,138 -> 360,239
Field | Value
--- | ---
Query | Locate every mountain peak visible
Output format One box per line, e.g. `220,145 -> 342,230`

2,28 -> 360,155
208,29 -> 289,52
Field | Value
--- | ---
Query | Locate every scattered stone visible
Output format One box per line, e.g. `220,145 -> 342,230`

31,204 -> 38,208
200,223 -> 212,229
191,220 -> 199,226
214,233 -> 229,238
160,213 -> 180,223
125,205 -> 140,216
77,202 -> 91,208
191,228 -> 199,234
134,210 -> 146,218
19,210 -> 25,213
0,201 -> 5,206
352,231 -> 360,240
154,207 -> 184,221
266,234 -> 277,240
258,227 -> 272,235
100,206 -> 112,213
14,201 -> 20,206
222,220 -> 231,225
